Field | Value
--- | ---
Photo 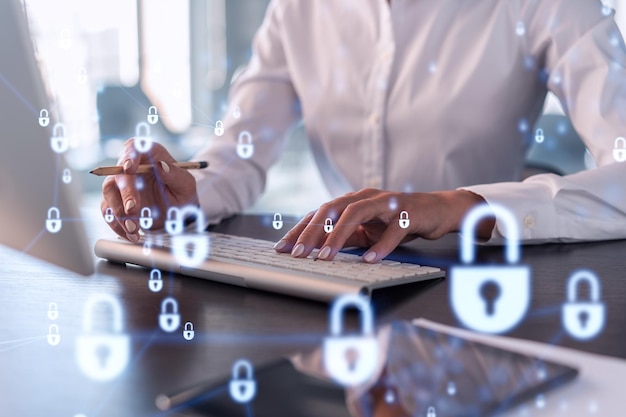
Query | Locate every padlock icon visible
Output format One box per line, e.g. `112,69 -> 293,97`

159,297 -> 181,332
427,406 -> 437,417
562,269 -> 605,340
613,137 -> 626,162
139,207 -> 153,230
398,211 -> 410,229
165,207 -> 183,234
272,213 -> 283,230
134,122 -> 153,153
324,218 -> 334,233
103,207 -> 115,223
50,123 -> 69,153
236,131 -> 254,159
76,293 -> 130,381
48,324 -> 61,346
46,207 -> 62,233
59,29 -> 71,49
78,67 -> 88,84
183,322 -> 195,340
172,206 -> 209,267
214,120 -> 224,136
149,269 -> 163,292
62,168 -> 72,184
147,106 -> 159,124
535,128 -> 544,143
229,359 -> 256,403
48,302 -> 59,320
323,294 -> 378,386
39,109 -> 50,127
232,105 -> 241,119
450,203 -> 530,334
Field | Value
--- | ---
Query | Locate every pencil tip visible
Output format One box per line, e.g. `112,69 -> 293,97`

199,161 -> 208,169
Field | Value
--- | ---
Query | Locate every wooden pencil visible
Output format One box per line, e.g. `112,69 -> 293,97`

89,161 -> 208,176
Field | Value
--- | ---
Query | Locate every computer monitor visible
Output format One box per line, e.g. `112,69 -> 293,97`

0,0 -> 94,275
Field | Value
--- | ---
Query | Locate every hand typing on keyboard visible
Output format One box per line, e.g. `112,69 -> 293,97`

273,188 -> 494,264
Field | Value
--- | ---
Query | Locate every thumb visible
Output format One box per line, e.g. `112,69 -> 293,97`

156,160 -> 197,198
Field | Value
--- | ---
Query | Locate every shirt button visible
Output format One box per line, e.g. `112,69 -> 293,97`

523,215 -> 534,229
368,113 -> 380,126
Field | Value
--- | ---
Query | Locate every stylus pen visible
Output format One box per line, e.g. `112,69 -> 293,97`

89,161 -> 208,176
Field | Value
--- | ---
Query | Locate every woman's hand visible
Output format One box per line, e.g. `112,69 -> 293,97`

100,139 -> 199,242
274,188 -> 493,262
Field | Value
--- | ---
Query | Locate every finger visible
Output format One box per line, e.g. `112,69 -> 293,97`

114,172 -> 141,221
101,180 -> 139,242
317,199 -> 385,260
362,222 -> 408,263
118,140 -> 176,174
291,202 -> 347,258
274,211 -> 315,253
286,189 -> 380,257
155,160 -> 197,198
100,198 -> 125,238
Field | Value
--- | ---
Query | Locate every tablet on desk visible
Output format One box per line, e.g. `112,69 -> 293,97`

157,321 -> 578,417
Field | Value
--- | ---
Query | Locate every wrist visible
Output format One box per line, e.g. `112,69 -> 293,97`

436,190 -> 494,239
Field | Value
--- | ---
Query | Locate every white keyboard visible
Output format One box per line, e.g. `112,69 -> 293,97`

96,232 -> 445,301
159,232 -> 442,282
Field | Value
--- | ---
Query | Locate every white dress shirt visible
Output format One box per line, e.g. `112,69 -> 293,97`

191,0 -> 626,243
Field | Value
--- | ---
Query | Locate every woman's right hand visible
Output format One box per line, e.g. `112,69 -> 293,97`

100,139 -> 200,242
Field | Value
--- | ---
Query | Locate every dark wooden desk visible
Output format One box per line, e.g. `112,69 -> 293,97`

0,214 -> 624,417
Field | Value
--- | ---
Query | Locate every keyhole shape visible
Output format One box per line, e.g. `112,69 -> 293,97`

578,310 -> 589,328
345,347 -> 359,371
186,243 -> 195,257
96,344 -> 110,368
480,280 -> 501,316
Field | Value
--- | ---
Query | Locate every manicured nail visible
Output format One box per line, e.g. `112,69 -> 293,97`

126,233 -> 140,243
123,159 -> 132,172
291,243 -> 305,257
125,199 -> 136,213
273,239 -> 287,251
160,161 -> 170,173
125,219 -> 137,233
317,245 -> 332,260
363,251 -> 377,263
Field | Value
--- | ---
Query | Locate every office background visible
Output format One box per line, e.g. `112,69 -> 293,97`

2,2 -> 625,415
23,0 -> 626,214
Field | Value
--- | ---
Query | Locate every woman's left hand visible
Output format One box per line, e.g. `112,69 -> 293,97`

273,188 -> 492,263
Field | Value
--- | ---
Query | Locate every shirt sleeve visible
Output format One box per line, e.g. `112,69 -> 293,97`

462,0 -> 626,244
189,0 -> 300,225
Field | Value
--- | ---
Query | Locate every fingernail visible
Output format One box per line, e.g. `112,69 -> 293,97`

160,161 -> 170,173
125,219 -> 137,233
125,199 -> 136,213
291,243 -> 305,257
126,233 -> 140,243
273,239 -> 287,251
363,251 -> 377,263
317,245 -> 332,260
123,159 -> 132,171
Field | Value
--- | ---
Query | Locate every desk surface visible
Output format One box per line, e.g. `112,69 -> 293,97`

0,214 -> 625,417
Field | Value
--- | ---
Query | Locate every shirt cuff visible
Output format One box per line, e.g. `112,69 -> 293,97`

460,179 -> 563,245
